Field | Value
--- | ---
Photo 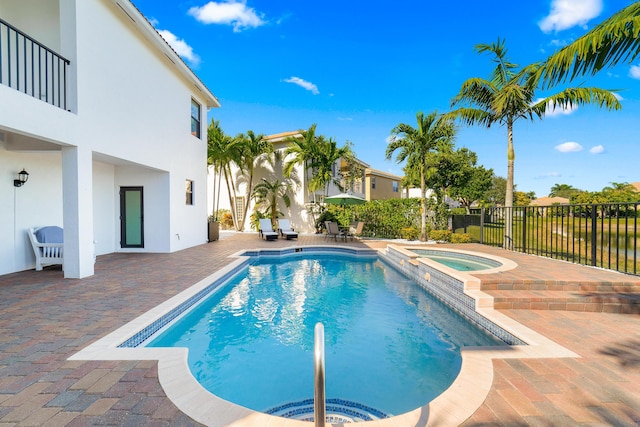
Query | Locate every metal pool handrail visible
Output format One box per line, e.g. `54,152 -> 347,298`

314,322 -> 326,427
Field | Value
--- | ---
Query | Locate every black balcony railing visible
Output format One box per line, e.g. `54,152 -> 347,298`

0,18 -> 70,110
456,203 -> 639,276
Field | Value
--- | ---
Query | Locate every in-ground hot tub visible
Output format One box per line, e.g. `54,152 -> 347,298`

406,248 -> 504,272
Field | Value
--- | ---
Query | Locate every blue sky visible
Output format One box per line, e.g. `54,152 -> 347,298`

133,0 -> 639,197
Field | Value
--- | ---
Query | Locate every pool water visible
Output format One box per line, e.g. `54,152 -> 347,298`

409,250 -> 501,271
147,254 -> 504,416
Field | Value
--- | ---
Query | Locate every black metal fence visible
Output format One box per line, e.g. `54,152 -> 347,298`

454,202 -> 639,276
0,18 -> 70,110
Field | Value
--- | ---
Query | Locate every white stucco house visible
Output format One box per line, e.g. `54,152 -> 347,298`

1,0 -> 219,278
208,131 -> 368,233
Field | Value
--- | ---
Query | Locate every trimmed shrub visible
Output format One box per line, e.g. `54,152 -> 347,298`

450,233 -> 471,243
429,229 -> 452,242
400,227 -> 420,240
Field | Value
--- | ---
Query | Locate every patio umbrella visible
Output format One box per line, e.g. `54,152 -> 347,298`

324,193 -> 366,206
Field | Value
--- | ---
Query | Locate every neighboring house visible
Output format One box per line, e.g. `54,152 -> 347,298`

208,131 -> 367,233
1,0 -> 219,278
631,182 -> 640,193
364,168 -> 402,201
530,196 -> 570,217
530,196 -> 570,206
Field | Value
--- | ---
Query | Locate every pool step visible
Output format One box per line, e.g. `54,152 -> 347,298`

265,398 -> 389,422
485,289 -> 640,314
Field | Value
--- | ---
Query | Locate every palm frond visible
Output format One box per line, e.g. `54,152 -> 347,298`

540,2 -> 640,87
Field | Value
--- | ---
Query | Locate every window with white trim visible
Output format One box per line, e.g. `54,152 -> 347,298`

191,99 -> 201,138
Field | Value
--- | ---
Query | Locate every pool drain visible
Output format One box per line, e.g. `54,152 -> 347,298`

265,398 -> 389,422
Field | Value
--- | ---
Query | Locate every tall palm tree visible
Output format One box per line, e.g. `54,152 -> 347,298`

234,130 -> 270,230
207,119 -> 243,230
539,2 -> 640,88
448,38 -> 621,249
284,124 -> 323,202
386,111 -> 455,241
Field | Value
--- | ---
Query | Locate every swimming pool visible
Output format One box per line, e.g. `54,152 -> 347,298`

408,249 -> 502,271
146,253 -> 504,417
70,244 -> 578,427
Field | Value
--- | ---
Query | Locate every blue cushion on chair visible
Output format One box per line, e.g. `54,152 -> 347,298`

35,226 -> 63,243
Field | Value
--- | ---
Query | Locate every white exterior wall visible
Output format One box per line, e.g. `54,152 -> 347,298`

0,0 -> 217,277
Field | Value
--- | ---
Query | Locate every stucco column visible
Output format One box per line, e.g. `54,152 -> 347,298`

62,145 -> 94,278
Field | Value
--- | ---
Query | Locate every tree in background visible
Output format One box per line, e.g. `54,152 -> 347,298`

284,124 -> 355,201
207,119 -> 243,230
481,175 -> 508,207
549,183 -> 583,199
514,191 -> 532,206
234,130 -> 271,230
448,38 -> 620,249
386,111 -> 455,241
440,148 -> 493,213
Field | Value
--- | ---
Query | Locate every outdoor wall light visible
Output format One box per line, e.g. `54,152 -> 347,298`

13,169 -> 29,187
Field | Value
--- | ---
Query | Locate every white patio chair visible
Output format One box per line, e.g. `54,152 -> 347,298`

28,226 -> 64,271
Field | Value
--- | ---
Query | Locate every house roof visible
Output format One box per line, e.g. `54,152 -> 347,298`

117,0 -> 220,108
530,196 -> 570,206
365,168 -> 403,181
263,131 -> 302,142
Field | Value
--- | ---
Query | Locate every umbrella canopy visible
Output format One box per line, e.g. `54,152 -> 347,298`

324,193 -> 366,206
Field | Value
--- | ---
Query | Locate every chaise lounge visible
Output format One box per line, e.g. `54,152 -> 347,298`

258,219 -> 279,241
278,219 -> 298,239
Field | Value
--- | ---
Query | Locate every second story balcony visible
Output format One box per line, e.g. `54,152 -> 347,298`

0,17 -> 70,111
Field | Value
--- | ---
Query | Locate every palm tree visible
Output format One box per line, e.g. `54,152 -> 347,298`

252,178 -> 294,228
386,111 -> 455,241
448,38 -> 621,249
549,183 -> 581,198
234,130 -> 271,230
312,136 -> 352,196
284,124 -> 322,202
539,2 -> 640,88
284,124 -> 353,200
207,119 -> 243,230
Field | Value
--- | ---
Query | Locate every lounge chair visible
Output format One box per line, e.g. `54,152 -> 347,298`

325,221 -> 346,241
278,219 -> 298,239
28,226 -> 64,271
346,221 -> 364,241
259,219 -> 279,241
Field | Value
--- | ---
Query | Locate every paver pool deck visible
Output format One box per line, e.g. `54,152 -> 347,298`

0,233 -> 638,426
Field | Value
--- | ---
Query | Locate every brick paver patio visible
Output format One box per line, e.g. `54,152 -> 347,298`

0,234 -> 638,426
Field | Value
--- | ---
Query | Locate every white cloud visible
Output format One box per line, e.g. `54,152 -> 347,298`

555,141 -> 583,153
539,0 -> 602,33
590,145 -> 605,154
537,98 -> 578,117
338,117 -> 353,121
188,1 -> 265,32
284,77 -> 319,95
157,30 -> 200,66
630,65 -> 640,79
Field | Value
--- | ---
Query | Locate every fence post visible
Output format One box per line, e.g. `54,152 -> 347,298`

590,204 -> 597,267
521,207 -> 527,253
479,208 -> 485,244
